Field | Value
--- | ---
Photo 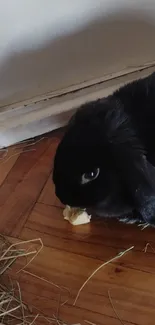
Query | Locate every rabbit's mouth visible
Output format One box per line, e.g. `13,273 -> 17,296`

66,193 -> 134,219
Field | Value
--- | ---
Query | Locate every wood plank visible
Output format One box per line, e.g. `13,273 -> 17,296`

0,138 -> 59,236
0,147 -> 20,186
21,290 -> 134,325
20,226 -> 155,274
0,138 -> 51,207
22,202 -> 155,252
7,237 -> 155,325
2,129 -> 155,325
38,176 -> 63,208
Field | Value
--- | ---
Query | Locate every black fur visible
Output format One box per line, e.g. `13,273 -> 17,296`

53,72 -> 155,225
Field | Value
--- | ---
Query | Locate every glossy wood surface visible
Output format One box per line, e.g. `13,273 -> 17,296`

1,131 -> 155,325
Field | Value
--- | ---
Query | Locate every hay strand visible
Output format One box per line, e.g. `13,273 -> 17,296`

108,290 -> 125,325
73,246 -> 134,306
138,222 -> 150,230
0,236 -> 45,324
17,238 -> 43,273
0,237 -> 43,277
15,137 -> 47,149
29,313 -> 39,325
0,149 -> 36,165
17,282 -> 25,322
143,243 -> 155,253
0,136 -> 46,163
0,281 -> 39,324
84,320 -> 97,325
22,270 -> 70,306
0,149 -> 8,160
1,250 -> 37,261
0,233 -> 69,324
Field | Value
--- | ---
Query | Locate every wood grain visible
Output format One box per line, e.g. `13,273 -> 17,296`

0,147 -> 21,186
0,137 -> 59,236
8,236 -> 155,325
1,131 -> 155,325
22,202 -> 155,253
38,177 -> 63,208
0,138 -> 52,207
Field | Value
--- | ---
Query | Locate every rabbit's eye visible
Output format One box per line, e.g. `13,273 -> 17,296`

81,168 -> 100,185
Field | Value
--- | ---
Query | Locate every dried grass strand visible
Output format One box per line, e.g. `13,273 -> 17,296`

143,242 -> 155,253
0,304 -> 21,317
0,239 -> 42,279
22,270 -> 70,304
1,293 -> 14,324
138,222 -> 150,230
0,257 -> 17,276
16,137 -> 46,149
17,282 -> 25,322
1,250 -> 37,261
0,238 -> 41,262
73,246 -> 134,306
84,320 -> 97,325
0,282 -> 38,324
0,149 -> 8,160
29,313 -> 39,325
0,149 -> 35,165
0,237 -> 47,325
108,290 -> 125,325
15,238 -> 43,273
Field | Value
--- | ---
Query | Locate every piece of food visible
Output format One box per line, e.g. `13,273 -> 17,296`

63,205 -> 91,226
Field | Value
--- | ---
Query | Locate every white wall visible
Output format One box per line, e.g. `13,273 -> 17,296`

0,0 -> 155,107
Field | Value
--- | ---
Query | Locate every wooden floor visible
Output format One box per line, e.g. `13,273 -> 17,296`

1,131 -> 155,325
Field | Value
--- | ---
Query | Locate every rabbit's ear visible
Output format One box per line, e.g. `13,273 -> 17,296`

111,128 -> 155,223
117,149 -> 155,223
106,102 -> 155,224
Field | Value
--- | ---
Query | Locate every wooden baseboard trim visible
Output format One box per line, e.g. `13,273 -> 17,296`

0,65 -> 154,148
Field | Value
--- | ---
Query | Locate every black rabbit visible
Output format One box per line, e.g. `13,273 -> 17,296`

53,72 -> 155,225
